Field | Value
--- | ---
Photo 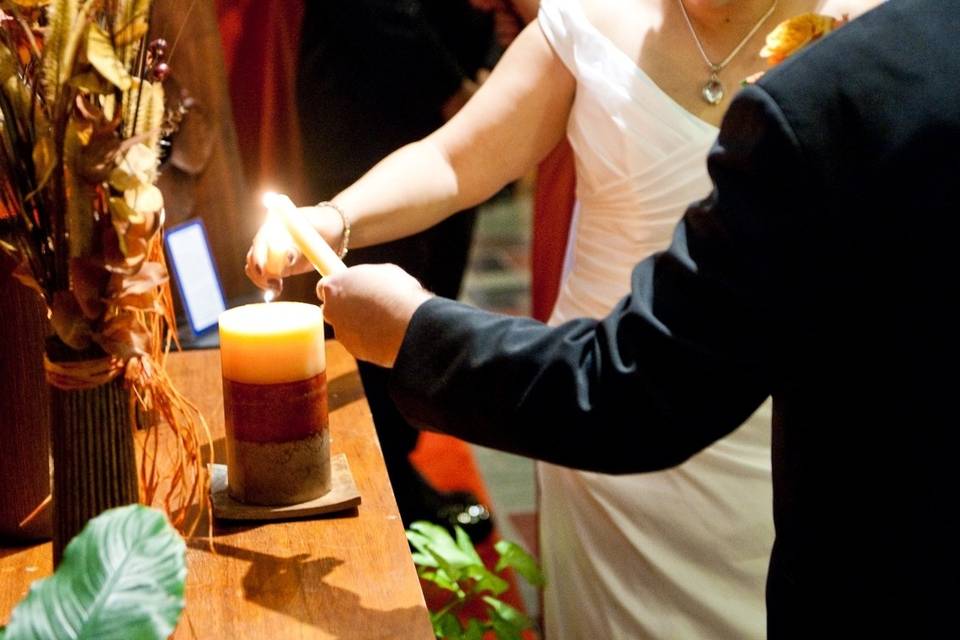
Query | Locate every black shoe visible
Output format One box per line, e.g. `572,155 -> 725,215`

432,490 -> 494,544
398,486 -> 494,544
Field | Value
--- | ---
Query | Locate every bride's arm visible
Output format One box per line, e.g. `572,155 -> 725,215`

247,21 -> 574,289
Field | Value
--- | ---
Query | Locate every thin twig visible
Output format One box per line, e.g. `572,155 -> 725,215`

165,0 -> 199,64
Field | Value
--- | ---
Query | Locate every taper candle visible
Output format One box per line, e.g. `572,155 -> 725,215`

263,191 -> 347,277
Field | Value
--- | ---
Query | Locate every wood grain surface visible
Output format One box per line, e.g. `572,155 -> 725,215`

1,344 -> 433,639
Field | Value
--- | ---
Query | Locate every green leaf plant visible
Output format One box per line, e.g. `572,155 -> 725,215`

0,504 -> 186,640
407,521 -> 545,639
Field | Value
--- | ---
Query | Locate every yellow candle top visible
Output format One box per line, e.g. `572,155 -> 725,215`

219,302 -> 326,384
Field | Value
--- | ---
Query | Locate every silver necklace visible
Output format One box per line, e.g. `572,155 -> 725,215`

677,0 -> 779,105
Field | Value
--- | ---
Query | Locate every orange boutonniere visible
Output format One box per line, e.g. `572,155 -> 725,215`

745,12 -> 849,84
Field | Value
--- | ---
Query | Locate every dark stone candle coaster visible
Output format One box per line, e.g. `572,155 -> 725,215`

208,453 -> 361,520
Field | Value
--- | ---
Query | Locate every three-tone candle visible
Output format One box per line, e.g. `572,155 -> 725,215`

218,302 -> 331,505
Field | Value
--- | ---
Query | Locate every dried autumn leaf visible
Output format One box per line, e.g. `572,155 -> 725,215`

32,136 -> 56,188
1,41 -> 34,120
0,40 -> 18,83
75,104 -> 123,183
108,195 -> 155,262
113,235 -> 148,269
63,119 -> 96,257
113,291 -> 163,313
98,313 -> 149,359
69,256 -> 107,319
0,9 -> 43,65
114,0 -> 151,67
51,290 -> 93,350
68,70 -> 115,94
124,238 -> 148,267
103,220 -> 157,274
113,18 -> 148,48
12,1 -> 54,7
129,207 -> 157,237
109,194 -> 139,225
86,24 -> 132,90
114,260 -> 167,295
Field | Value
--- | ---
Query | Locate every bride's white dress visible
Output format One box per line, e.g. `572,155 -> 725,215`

537,1 -> 774,638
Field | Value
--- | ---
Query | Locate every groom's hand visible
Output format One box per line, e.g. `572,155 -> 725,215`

318,264 -> 433,368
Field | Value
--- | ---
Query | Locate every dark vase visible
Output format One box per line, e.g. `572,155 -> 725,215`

47,339 -> 139,565
0,259 -> 53,542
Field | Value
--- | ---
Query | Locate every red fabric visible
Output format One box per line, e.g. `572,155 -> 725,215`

530,140 -> 577,322
215,0 -> 306,201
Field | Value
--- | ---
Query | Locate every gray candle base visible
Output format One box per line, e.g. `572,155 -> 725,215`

209,453 -> 360,521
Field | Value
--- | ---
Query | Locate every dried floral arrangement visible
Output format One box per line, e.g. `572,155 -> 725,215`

0,0 -> 208,534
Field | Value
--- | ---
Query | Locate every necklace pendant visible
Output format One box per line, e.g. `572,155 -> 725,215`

702,74 -> 724,105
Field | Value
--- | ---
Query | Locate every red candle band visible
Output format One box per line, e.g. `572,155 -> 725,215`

223,372 -> 328,443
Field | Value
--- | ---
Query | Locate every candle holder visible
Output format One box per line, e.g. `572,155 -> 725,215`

218,302 -> 331,505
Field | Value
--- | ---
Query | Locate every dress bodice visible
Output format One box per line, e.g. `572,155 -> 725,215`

540,0 -> 719,323
535,3 -> 774,638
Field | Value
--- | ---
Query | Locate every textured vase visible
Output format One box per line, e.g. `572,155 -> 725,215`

48,348 -> 139,565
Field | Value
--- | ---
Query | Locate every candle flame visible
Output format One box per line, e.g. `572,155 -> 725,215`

262,191 -> 281,209
263,289 -> 276,303
261,190 -> 293,281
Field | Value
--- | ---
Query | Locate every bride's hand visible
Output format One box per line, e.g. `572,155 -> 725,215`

244,205 -> 345,293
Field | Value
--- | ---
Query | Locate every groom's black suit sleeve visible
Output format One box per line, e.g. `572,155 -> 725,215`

388,82 -> 805,473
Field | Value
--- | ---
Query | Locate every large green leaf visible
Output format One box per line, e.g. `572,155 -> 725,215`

463,564 -> 509,597
431,611 -> 463,638
0,504 -> 186,640
462,619 -> 485,640
416,568 -> 464,596
407,521 -> 478,571
494,540 -> 545,587
483,596 -> 533,639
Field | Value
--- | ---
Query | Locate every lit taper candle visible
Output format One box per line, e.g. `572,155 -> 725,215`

262,191 -> 347,278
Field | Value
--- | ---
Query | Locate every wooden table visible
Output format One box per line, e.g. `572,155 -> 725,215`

0,343 -> 434,639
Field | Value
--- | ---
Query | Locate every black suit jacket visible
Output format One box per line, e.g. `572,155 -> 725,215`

389,0 -> 960,635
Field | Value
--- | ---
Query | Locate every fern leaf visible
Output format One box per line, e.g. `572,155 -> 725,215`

115,0 -> 152,70
41,0 -> 80,107
124,78 -> 164,153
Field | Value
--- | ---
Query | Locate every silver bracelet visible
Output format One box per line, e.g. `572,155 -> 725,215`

317,201 -> 350,258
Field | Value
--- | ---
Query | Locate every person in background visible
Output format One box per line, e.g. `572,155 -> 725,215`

313,1 -> 959,636
290,0 -> 500,541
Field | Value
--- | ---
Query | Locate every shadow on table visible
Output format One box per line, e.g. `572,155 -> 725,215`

327,370 -> 366,412
186,540 -> 428,637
